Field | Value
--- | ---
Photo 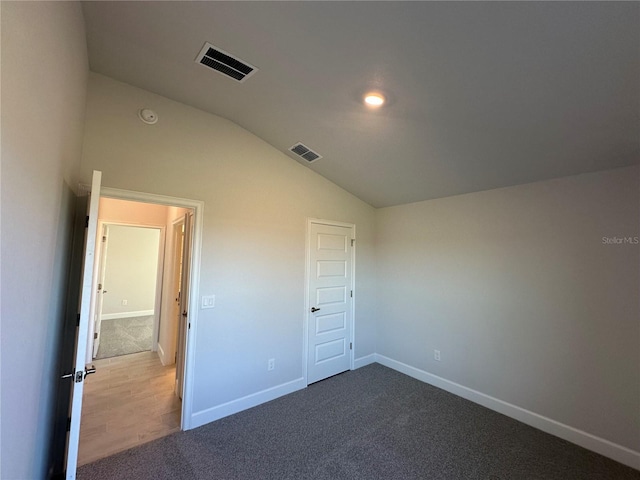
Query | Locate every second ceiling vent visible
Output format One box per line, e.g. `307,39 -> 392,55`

290,143 -> 322,163
195,42 -> 258,83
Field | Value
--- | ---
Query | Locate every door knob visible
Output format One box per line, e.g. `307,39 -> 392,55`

311,307 -> 320,313
84,365 -> 97,379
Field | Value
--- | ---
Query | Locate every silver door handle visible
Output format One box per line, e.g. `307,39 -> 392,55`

61,370 -> 88,383
311,307 -> 320,313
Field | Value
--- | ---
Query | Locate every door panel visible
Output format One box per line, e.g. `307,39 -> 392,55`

176,212 -> 193,400
317,260 -> 347,277
315,338 -> 346,363
307,222 -> 353,384
316,312 -> 346,334
169,220 -> 184,364
317,232 -> 347,250
50,192 -> 90,478
65,171 -> 101,479
316,286 -> 347,305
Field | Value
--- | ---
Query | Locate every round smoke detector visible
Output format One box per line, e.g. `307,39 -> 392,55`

138,108 -> 158,125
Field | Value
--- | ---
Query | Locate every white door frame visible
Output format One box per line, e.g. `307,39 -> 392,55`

303,218 -> 356,384
100,186 -> 204,430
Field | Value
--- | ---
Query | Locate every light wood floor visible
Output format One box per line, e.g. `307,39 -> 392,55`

78,351 -> 181,466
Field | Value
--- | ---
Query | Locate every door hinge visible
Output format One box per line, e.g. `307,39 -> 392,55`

351,239 -> 355,246
102,235 -> 107,243
66,417 -> 71,432
85,216 -> 89,228
350,342 -> 353,350
350,290 -> 353,298
76,313 -> 80,326
94,332 -> 98,340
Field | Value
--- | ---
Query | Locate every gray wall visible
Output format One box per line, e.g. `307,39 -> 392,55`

375,166 -> 640,452
101,225 -> 160,316
2,2 -> 638,473
0,2 -> 88,478
80,74 -> 377,421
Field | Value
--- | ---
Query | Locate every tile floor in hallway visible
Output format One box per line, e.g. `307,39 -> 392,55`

78,351 -> 181,466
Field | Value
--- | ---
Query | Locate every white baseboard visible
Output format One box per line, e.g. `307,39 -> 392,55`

189,377 -> 306,430
157,344 -> 167,365
101,310 -> 154,320
375,354 -> 640,470
354,353 -> 376,369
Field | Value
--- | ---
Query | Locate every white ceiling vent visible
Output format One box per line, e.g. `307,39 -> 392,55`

290,143 -> 322,163
195,42 -> 258,82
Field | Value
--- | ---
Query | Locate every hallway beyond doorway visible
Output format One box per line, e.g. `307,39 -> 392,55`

95,315 -> 154,359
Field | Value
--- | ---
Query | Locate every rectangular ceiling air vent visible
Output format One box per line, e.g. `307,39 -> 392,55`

195,42 -> 258,83
290,143 -> 322,163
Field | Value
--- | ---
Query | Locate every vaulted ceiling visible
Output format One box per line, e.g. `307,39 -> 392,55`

82,1 -> 639,207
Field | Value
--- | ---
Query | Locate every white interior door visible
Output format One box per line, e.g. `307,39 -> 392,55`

92,225 -> 109,358
66,170 -> 101,479
170,219 -> 184,363
307,221 -> 354,384
176,212 -> 193,399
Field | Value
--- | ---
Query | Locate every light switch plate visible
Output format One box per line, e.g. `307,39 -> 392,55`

201,295 -> 215,309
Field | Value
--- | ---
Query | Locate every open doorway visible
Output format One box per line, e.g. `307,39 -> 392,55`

77,197 -> 195,466
93,223 -> 162,360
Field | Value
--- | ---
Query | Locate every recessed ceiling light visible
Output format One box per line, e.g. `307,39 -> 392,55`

364,92 -> 385,107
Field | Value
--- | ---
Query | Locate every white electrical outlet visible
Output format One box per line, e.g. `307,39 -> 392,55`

122,299 -> 128,306
434,349 -> 441,361
268,358 -> 275,371
201,295 -> 215,309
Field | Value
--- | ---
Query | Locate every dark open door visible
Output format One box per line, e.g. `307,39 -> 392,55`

49,171 -> 101,479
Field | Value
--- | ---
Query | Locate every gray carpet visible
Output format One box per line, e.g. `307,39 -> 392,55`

77,364 -> 639,480
95,315 -> 154,359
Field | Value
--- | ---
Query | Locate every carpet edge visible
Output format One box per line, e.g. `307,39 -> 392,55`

375,353 -> 640,471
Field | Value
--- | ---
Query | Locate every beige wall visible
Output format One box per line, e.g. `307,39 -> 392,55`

99,197 -> 170,226
101,225 -> 160,316
0,2 -> 88,478
80,73 -> 377,417
375,166 -> 640,453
